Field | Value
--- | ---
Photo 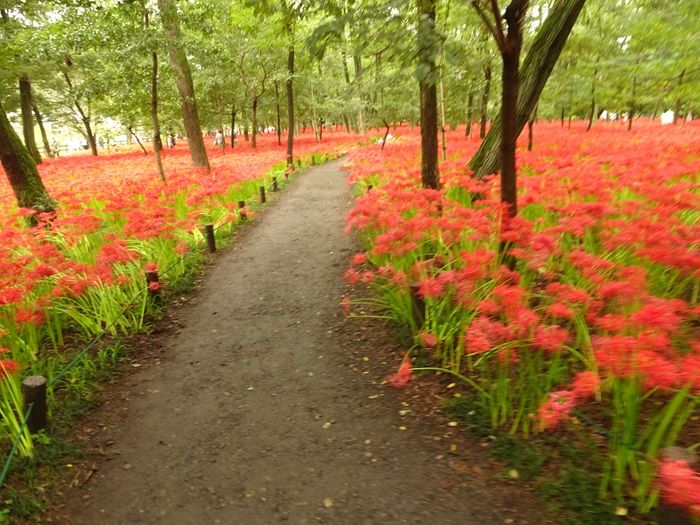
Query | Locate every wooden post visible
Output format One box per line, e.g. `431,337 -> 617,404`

204,224 -> 216,253
259,185 -> 266,203
367,184 -> 373,192
409,283 -> 425,326
272,176 -> 279,191
22,376 -> 47,433
658,447 -> 697,525
296,159 -> 302,168
145,270 -> 160,295
311,155 -> 316,166
238,200 -> 247,220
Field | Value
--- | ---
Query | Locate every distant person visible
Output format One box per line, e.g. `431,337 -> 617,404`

215,130 -> 224,147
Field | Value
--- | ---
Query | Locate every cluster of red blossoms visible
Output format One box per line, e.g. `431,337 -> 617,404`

343,120 -> 699,511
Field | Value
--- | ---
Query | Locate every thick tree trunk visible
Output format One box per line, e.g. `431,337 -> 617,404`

19,76 -> 41,164
32,103 -> 52,158
286,25 -> 295,169
500,40 -> 522,220
0,103 -> 54,214
417,0 -> 439,189
469,0 -> 586,177
480,62 -> 491,139
158,0 -> 209,170
466,89 -> 474,137
151,50 -> 165,182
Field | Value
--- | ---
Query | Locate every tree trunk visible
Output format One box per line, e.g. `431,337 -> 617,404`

469,0 -> 586,177
230,107 -> 236,148
157,0 -> 210,170
32,103 -> 52,158
83,117 -> 98,156
673,68 -> 685,125
466,89 -> 474,137
275,80 -> 282,146
286,23 -> 295,169
439,70 -> 447,160
128,127 -> 148,155
252,97 -> 258,148
0,103 -> 54,214
244,125 -> 249,142
527,105 -> 537,151
586,72 -> 596,132
417,0 -> 439,189
480,61 -> 491,139
151,51 -> 165,182
353,54 -> 365,134
19,76 -> 41,164
627,73 -> 636,132
560,107 -> 565,126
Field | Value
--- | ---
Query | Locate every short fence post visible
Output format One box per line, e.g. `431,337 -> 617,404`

272,177 -> 279,192
238,200 -> 247,220
657,447 -> 697,525
22,376 -> 47,433
296,159 -> 302,168
311,155 -> 316,166
259,185 -> 266,204
204,224 -> 216,253
367,184 -> 373,192
409,283 -> 425,327
146,270 -> 160,295
284,172 -> 289,181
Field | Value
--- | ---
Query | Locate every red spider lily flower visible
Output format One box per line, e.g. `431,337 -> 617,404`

148,281 -> 162,293
144,262 -> 158,273
386,355 -> 413,388
538,390 -> 576,430
0,359 -> 19,377
350,252 -> 367,266
419,332 -> 438,347
658,459 -> 700,517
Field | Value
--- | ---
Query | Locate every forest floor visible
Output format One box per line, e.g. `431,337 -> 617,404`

42,161 -> 554,525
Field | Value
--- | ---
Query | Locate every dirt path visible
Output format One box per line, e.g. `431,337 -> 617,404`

57,161 -> 550,525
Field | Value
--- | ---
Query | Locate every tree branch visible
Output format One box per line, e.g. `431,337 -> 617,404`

472,1 -> 506,52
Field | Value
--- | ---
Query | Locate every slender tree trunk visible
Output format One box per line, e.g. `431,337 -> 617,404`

151,51 -> 165,181
500,50 -> 520,219
527,105 -> 537,151
469,0 -> 586,178
627,73 -> 636,132
19,76 -> 41,164
586,71 -> 596,131
353,54 -> 365,134
252,97 -> 258,148
0,103 -> 54,214
480,61 -> 491,139
275,81 -> 282,146
417,0 -> 439,189
381,119 -> 390,151
158,0 -> 209,170
285,21 -> 295,169
673,68 -> 685,125
244,124 -> 249,142
230,107 -> 236,148
439,71 -> 447,160
466,89 -> 474,137
32,103 -> 52,158
128,127 -> 148,155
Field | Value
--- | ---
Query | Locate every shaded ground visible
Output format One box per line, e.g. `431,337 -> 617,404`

51,161 -> 554,525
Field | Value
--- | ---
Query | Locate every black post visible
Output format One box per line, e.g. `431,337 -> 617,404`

259,186 -> 266,203
146,270 -> 160,295
238,200 -> 247,220
22,376 -> 47,433
272,177 -> 279,192
204,224 -> 216,253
